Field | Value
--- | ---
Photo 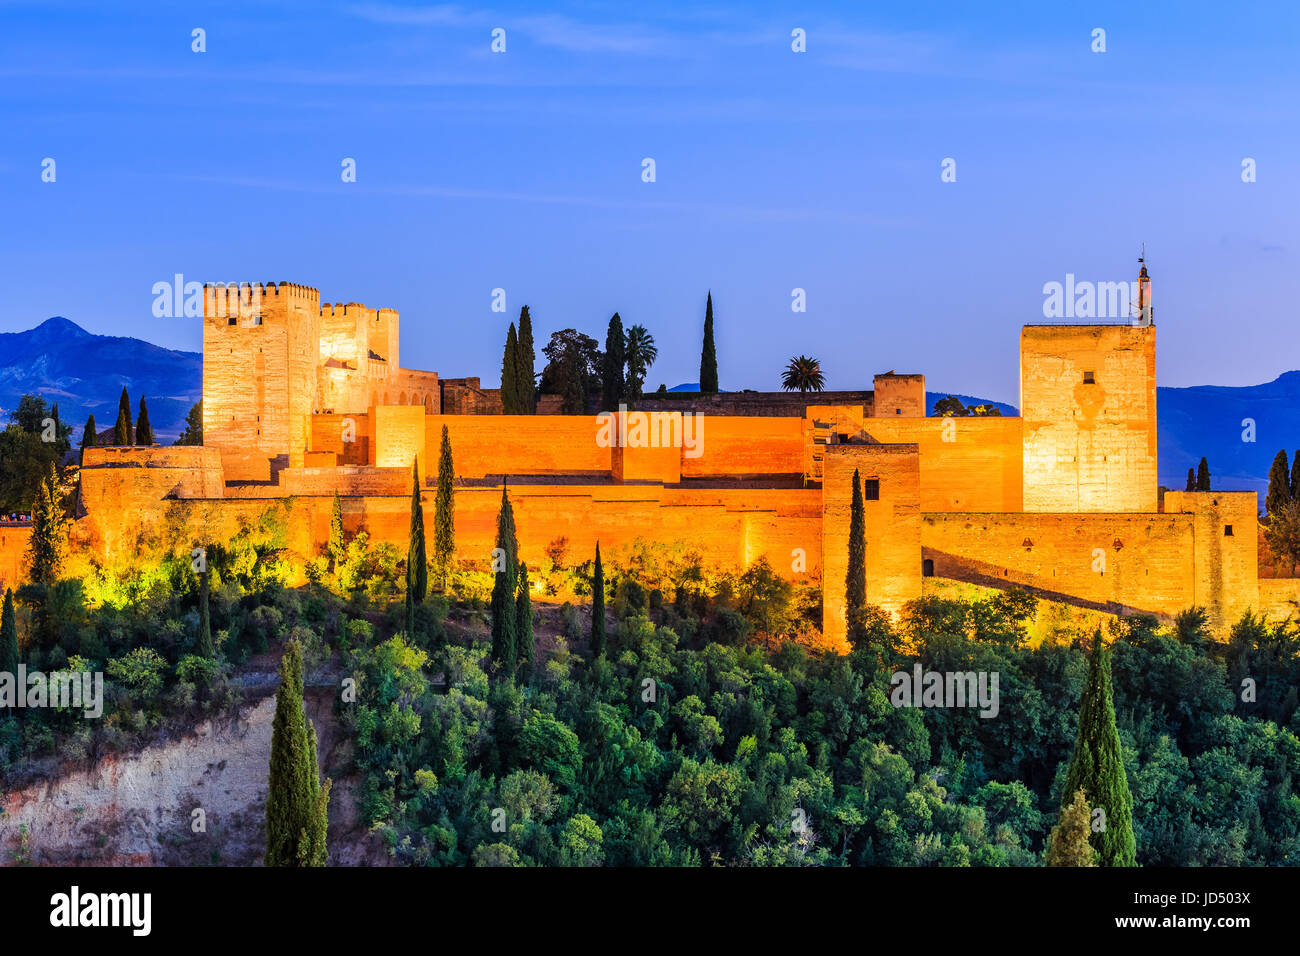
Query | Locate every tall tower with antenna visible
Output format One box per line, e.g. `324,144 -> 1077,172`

1135,245 -> 1153,326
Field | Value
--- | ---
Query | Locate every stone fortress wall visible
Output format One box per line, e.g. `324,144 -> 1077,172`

5,268 -> 1298,644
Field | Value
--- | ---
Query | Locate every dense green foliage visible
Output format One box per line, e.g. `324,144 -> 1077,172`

0,395 -> 71,513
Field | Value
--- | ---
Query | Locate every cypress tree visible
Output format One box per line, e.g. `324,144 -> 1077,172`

114,407 -> 131,446
516,306 -> 535,414
591,542 -> 606,656
1266,450 -> 1292,517
135,396 -> 154,445
515,561 -> 533,677
265,639 -> 331,866
602,312 -> 626,411
1045,789 -> 1098,867
1291,450 -> 1300,501
489,485 -> 518,674
27,465 -> 64,587
117,388 -> 132,441
1185,467 -> 1196,492
81,414 -> 97,449
1061,633 -> 1137,867
1196,456 -> 1211,491
0,589 -> 19,676
405,459 -> 428,638
434,425 -> 455,588
501,323 -> 520,414
699,292 -> 718,394
197,566 -> 214,657
845,468 -> 867,645
328,490 -> 345,571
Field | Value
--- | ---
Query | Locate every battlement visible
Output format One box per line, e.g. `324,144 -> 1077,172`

204,281 -> 321,319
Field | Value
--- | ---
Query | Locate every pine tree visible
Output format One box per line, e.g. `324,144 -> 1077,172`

501,323 -> 520,414
515,561 -> 533,677
845,468 -> 867,646
434,425 -> 455,588
516,305 -> 535,414
26,465 -> 65,587
591,542 -> 606,657
197,565 -> 214,657
1061,633 -> 1137,866
135,396 -> 154,445
489,485 -> 518,674
1185,467 -> 1196,492
328,491 -> 345,571
1266,449 -> 1292,517
1045,789 -> 1098,867
699,292 -> 718,394
81,414 -> 97,449
265,639 -> 331,866
602,312 -> 626,411
0,589 -> 19,676
117,387 -> 133,442
114,407 -> 131,446
1291,450 -> 1300,501
405,459 -> 428,638
174,400 -> 203,446
1196,456 -> 1211,491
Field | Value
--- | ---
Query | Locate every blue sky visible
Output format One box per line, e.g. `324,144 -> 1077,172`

3,0 -> 1299,402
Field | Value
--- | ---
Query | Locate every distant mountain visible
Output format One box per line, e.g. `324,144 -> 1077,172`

925,392 -> 1019,417
0,317 -> 200,441
1158,372 -> 1300,498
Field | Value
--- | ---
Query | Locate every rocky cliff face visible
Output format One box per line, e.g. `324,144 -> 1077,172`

0,686 -> 385,866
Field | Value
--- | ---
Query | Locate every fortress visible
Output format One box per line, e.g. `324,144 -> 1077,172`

3,265 -> 1298,643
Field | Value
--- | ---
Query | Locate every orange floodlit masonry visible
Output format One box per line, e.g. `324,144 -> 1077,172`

4,264 -> 1296,645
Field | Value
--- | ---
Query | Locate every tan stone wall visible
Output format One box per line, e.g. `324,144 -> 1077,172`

681,416 -> 806,477
1259,579 -> 1300,623
862,417 -> 1024,512
75,446 -> 225,565
872,373 -> 926,418
311,413 -> 371,466
421,415 -> 611,478
822,444 -> 923,648
1021,324 -> 1158,513
1164,491 -> 1259,630
374,406 -> 426,469
0,526 -> 31,593
923,511 -> 1193,620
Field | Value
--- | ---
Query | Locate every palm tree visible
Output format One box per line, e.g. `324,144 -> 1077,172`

624,325 -> 658,401
781,355 -> 825,393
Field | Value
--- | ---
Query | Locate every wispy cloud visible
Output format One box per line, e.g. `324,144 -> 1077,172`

348,2 -> 674,55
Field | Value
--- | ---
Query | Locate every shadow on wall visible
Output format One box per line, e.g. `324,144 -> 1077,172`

921,547 -> 1168,621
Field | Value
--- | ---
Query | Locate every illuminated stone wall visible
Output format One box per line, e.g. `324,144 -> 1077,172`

1021,324 -> 1158,513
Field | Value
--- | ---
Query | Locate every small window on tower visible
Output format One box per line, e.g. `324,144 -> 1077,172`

895,408 -> 901,415
863,479 -> 880,500
1083,371 -> 1095,384
227,317 -> 237,326
1224,525 -> 1234,537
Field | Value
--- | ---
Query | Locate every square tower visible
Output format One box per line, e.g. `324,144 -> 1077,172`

1020,323 -> 1157,513
203,282 -> 321,478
